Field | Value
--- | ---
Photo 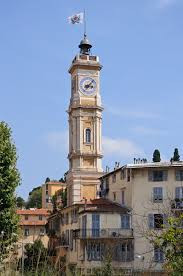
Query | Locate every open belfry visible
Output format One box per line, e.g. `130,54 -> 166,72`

66,35 -> 104,205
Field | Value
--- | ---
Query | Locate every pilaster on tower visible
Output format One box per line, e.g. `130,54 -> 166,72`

66,36 -> 104,205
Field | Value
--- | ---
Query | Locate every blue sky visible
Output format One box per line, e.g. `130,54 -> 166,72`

1,0 -> 183,199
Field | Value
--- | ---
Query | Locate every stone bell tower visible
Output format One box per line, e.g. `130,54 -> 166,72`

66,35 -> 103,205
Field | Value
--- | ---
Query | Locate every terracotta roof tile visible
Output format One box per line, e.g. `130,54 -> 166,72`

17,209 -> 49,216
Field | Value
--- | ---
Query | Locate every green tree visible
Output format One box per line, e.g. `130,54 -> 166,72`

23,240 -> 48,272
172,148 -> 180,162
26,186 -> 42,209
0,121 -> 21,261
45,177 -> 50,183
155,215 -> 183,275
16,196 -> 25,208
61,188 -> 67,207
152,149 -> 161,162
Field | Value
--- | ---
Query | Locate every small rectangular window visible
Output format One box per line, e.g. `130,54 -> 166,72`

153,187 -> 163,203
121,190 -> 125,205
39,215 -> 43,221
154,247 -> 164,263
149,170 -> 168,182
113,192 -> 116,201
112,174 -> 116,183
25,215 -> 28,220
24,229 -> 29,236
175,170 -> 183,181
121,215 -> 130,229
120,169 -> 126,180
40,228 -> 45,235
127,169 -> 130,182
148,214 -> 164,229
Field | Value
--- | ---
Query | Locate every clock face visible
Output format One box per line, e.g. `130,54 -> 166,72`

79,77 -> 97,96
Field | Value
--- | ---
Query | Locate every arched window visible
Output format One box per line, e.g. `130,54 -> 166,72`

86,128 -> 91,143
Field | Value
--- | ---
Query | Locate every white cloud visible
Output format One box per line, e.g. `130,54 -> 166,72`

103,136 -> 144,158
106,106 -> 158,119
45,131 -> 68,152
131,126 -> 166,135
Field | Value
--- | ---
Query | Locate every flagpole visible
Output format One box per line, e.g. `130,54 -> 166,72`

84,9 -> 86,37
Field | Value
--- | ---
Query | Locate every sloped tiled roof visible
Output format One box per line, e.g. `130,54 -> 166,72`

17,209 -> 50,216
79,198 -> 130,214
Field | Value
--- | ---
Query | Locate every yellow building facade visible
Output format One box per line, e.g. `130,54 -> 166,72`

42,180 -> 66,209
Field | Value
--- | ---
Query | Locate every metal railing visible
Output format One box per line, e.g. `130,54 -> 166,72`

79,228 -> 133,239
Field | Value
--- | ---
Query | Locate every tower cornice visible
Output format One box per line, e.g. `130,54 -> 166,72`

67,105 -> 104,114
68,55 -> 102,75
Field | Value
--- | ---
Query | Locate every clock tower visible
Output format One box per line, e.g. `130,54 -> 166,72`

66,35 -> 103,205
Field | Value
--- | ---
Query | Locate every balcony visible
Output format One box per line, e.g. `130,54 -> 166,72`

171,199 -> 183,210
79,228 -> 133,239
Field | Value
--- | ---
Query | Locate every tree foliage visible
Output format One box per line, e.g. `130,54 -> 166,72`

23,240 -> 48,272
152,149 -> 161,162
45,177 -> 50,183
26,186 -> 42,209
16,196 -> 25,209
172,148 -> 180,162
155,215 -> 183,275
0,121 -> 21,261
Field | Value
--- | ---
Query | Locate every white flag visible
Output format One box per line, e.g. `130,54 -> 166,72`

68,13 -> 84,24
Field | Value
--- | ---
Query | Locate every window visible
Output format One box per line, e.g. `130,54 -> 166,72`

71,208 -> 78,223
85,128 -> 91,143
120,169 -> 126,180
175,170 -> 183,181
121,190 -> 125,206
46,198 -> 49,203
153,187 -> 163,202
46,184 -> 48,190
113,192 -> 116,201
112,173 -> 116,183
25,215 -> 28,220
148,214 -> 165,229
87,242 -> 102,261
148,170 -> 168,182
39,215 -> 43,221
66,230 -> 69,245
121,215 -> 130,229
127,169 -> 131,182
114,242 -> 134,262
40,228 -> 45,236
175,187 -> 183,199
92,214 -> 100,237
46,190 -> 48,195
24,229 -> 29,236
154,247 -> 164,263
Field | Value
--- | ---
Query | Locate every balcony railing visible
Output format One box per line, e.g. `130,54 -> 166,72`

79,228 -> 133,239
171,199 -> 183,210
